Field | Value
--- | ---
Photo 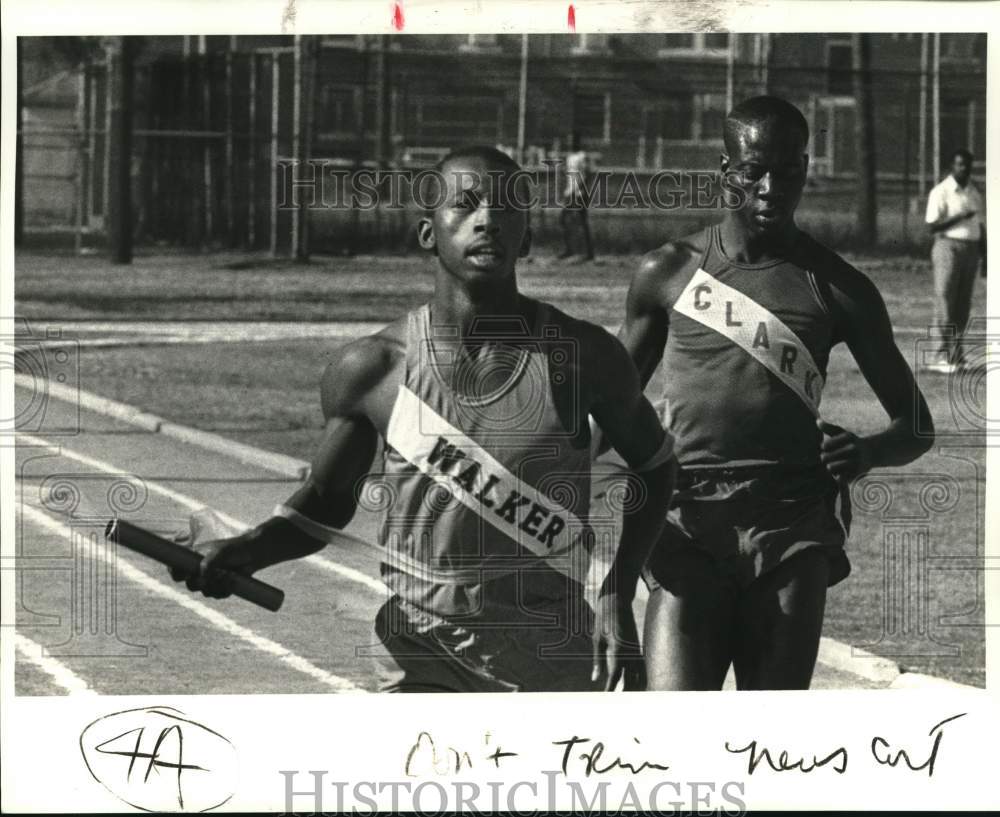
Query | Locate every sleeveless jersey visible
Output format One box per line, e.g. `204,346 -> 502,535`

376,300 -> 594,619
661,225 -> 840,468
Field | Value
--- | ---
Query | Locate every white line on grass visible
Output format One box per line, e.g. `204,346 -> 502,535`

12,631 -> 98,696
19,433 -> 386,594
18,503 -> 364,693
13,319 -> 931,345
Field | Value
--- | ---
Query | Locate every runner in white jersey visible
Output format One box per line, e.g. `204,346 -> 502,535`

172,146 -> 676,693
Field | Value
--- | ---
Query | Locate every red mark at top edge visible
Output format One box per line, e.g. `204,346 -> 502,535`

392,1 -> 405,31
567,4 -> 576,31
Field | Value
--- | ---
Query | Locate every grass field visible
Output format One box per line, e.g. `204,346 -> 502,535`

15,247 -> 936,325
14,247 -> 988,686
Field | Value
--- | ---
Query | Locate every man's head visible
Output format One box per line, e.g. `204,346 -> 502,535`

949,148 -> 974,186
417,146 -> 532,285
721,95 -> 810,238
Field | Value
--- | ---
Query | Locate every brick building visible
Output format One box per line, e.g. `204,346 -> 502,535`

18,33 -> 987,252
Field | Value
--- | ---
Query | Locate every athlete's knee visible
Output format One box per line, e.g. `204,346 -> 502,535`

644,593 -> 731,691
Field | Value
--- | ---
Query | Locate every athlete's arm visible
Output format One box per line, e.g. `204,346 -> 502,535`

586,326 -> 677,690
819,269 -> 934,483
174,336 -> 391,598
618,247 -> 678,387
590,244 -> 687,459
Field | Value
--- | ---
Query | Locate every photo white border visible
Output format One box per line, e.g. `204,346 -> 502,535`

1,1 -> 997,812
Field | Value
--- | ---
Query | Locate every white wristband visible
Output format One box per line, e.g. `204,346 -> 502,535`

272,504 -> 340,545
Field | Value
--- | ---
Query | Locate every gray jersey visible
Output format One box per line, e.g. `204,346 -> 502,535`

376,300 -> 594,619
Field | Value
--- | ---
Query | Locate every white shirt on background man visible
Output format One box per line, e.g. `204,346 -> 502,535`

564,150 -> 591,199
925,174 -> 985,241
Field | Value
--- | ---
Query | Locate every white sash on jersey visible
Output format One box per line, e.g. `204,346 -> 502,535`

673,267 -> 824,415
385,384 -> 590,583
673,267 -> 853,534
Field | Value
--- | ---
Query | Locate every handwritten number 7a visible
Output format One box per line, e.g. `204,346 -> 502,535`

94,725 -> 209,807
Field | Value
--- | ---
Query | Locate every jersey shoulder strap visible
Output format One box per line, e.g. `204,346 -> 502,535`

796,233 -> 848,346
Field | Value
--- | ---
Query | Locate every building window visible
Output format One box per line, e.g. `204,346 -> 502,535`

826,40 -> 854,96
695,94 -> 727,141
408,94 -> 504,144
316,85 -> 361,137
661,34 -> 694,50
570,33 -> 612,54
641,93 -> 726,147
940,34 -> 977,62
573,92 -> 611,143
320,35 -> 364,50
809,99 -> 832,176
659,33 -> 730,58
807,95 -> 857,177
661,96 -> 695,141
459,33 -> 501,53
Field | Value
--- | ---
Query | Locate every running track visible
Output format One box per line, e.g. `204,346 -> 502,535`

12,379 -> 884,695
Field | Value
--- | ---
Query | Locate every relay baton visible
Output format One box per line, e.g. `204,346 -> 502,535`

105,518 -> 285,612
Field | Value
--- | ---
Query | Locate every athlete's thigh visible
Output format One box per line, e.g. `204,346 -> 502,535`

733,548 -> 830,690
373,598 -> 508,693
643,549 -> 736,691
502,589 -> 597,692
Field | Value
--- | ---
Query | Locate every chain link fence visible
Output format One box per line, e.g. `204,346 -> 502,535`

18,33 -> 986,255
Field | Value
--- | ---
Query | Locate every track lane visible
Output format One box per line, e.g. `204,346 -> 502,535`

13,385 -> 882,691
17,504 -> 367,694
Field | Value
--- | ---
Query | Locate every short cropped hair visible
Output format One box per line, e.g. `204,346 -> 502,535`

419,145 -> 523,214
433,145 -> 520,176
950,147 -> 974,165
724,96 -> 810,151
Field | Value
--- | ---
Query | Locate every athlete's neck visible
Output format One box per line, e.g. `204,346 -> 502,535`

430,275 -> 524,338
719,214 -> 800,265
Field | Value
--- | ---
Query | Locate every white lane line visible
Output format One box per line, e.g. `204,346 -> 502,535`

18,503 -> 365,693
13,321 -> 385,343
13,378 -> 306,476
12,631 -> 98,696
19,433 -> 386,595
15,318 -> 932,344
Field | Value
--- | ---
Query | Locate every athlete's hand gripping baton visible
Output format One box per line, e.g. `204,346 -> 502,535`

105,518 -> 285,612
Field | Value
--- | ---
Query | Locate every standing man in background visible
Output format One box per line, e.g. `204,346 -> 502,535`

558,133 -> 596,262
924,148 -> 986,374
